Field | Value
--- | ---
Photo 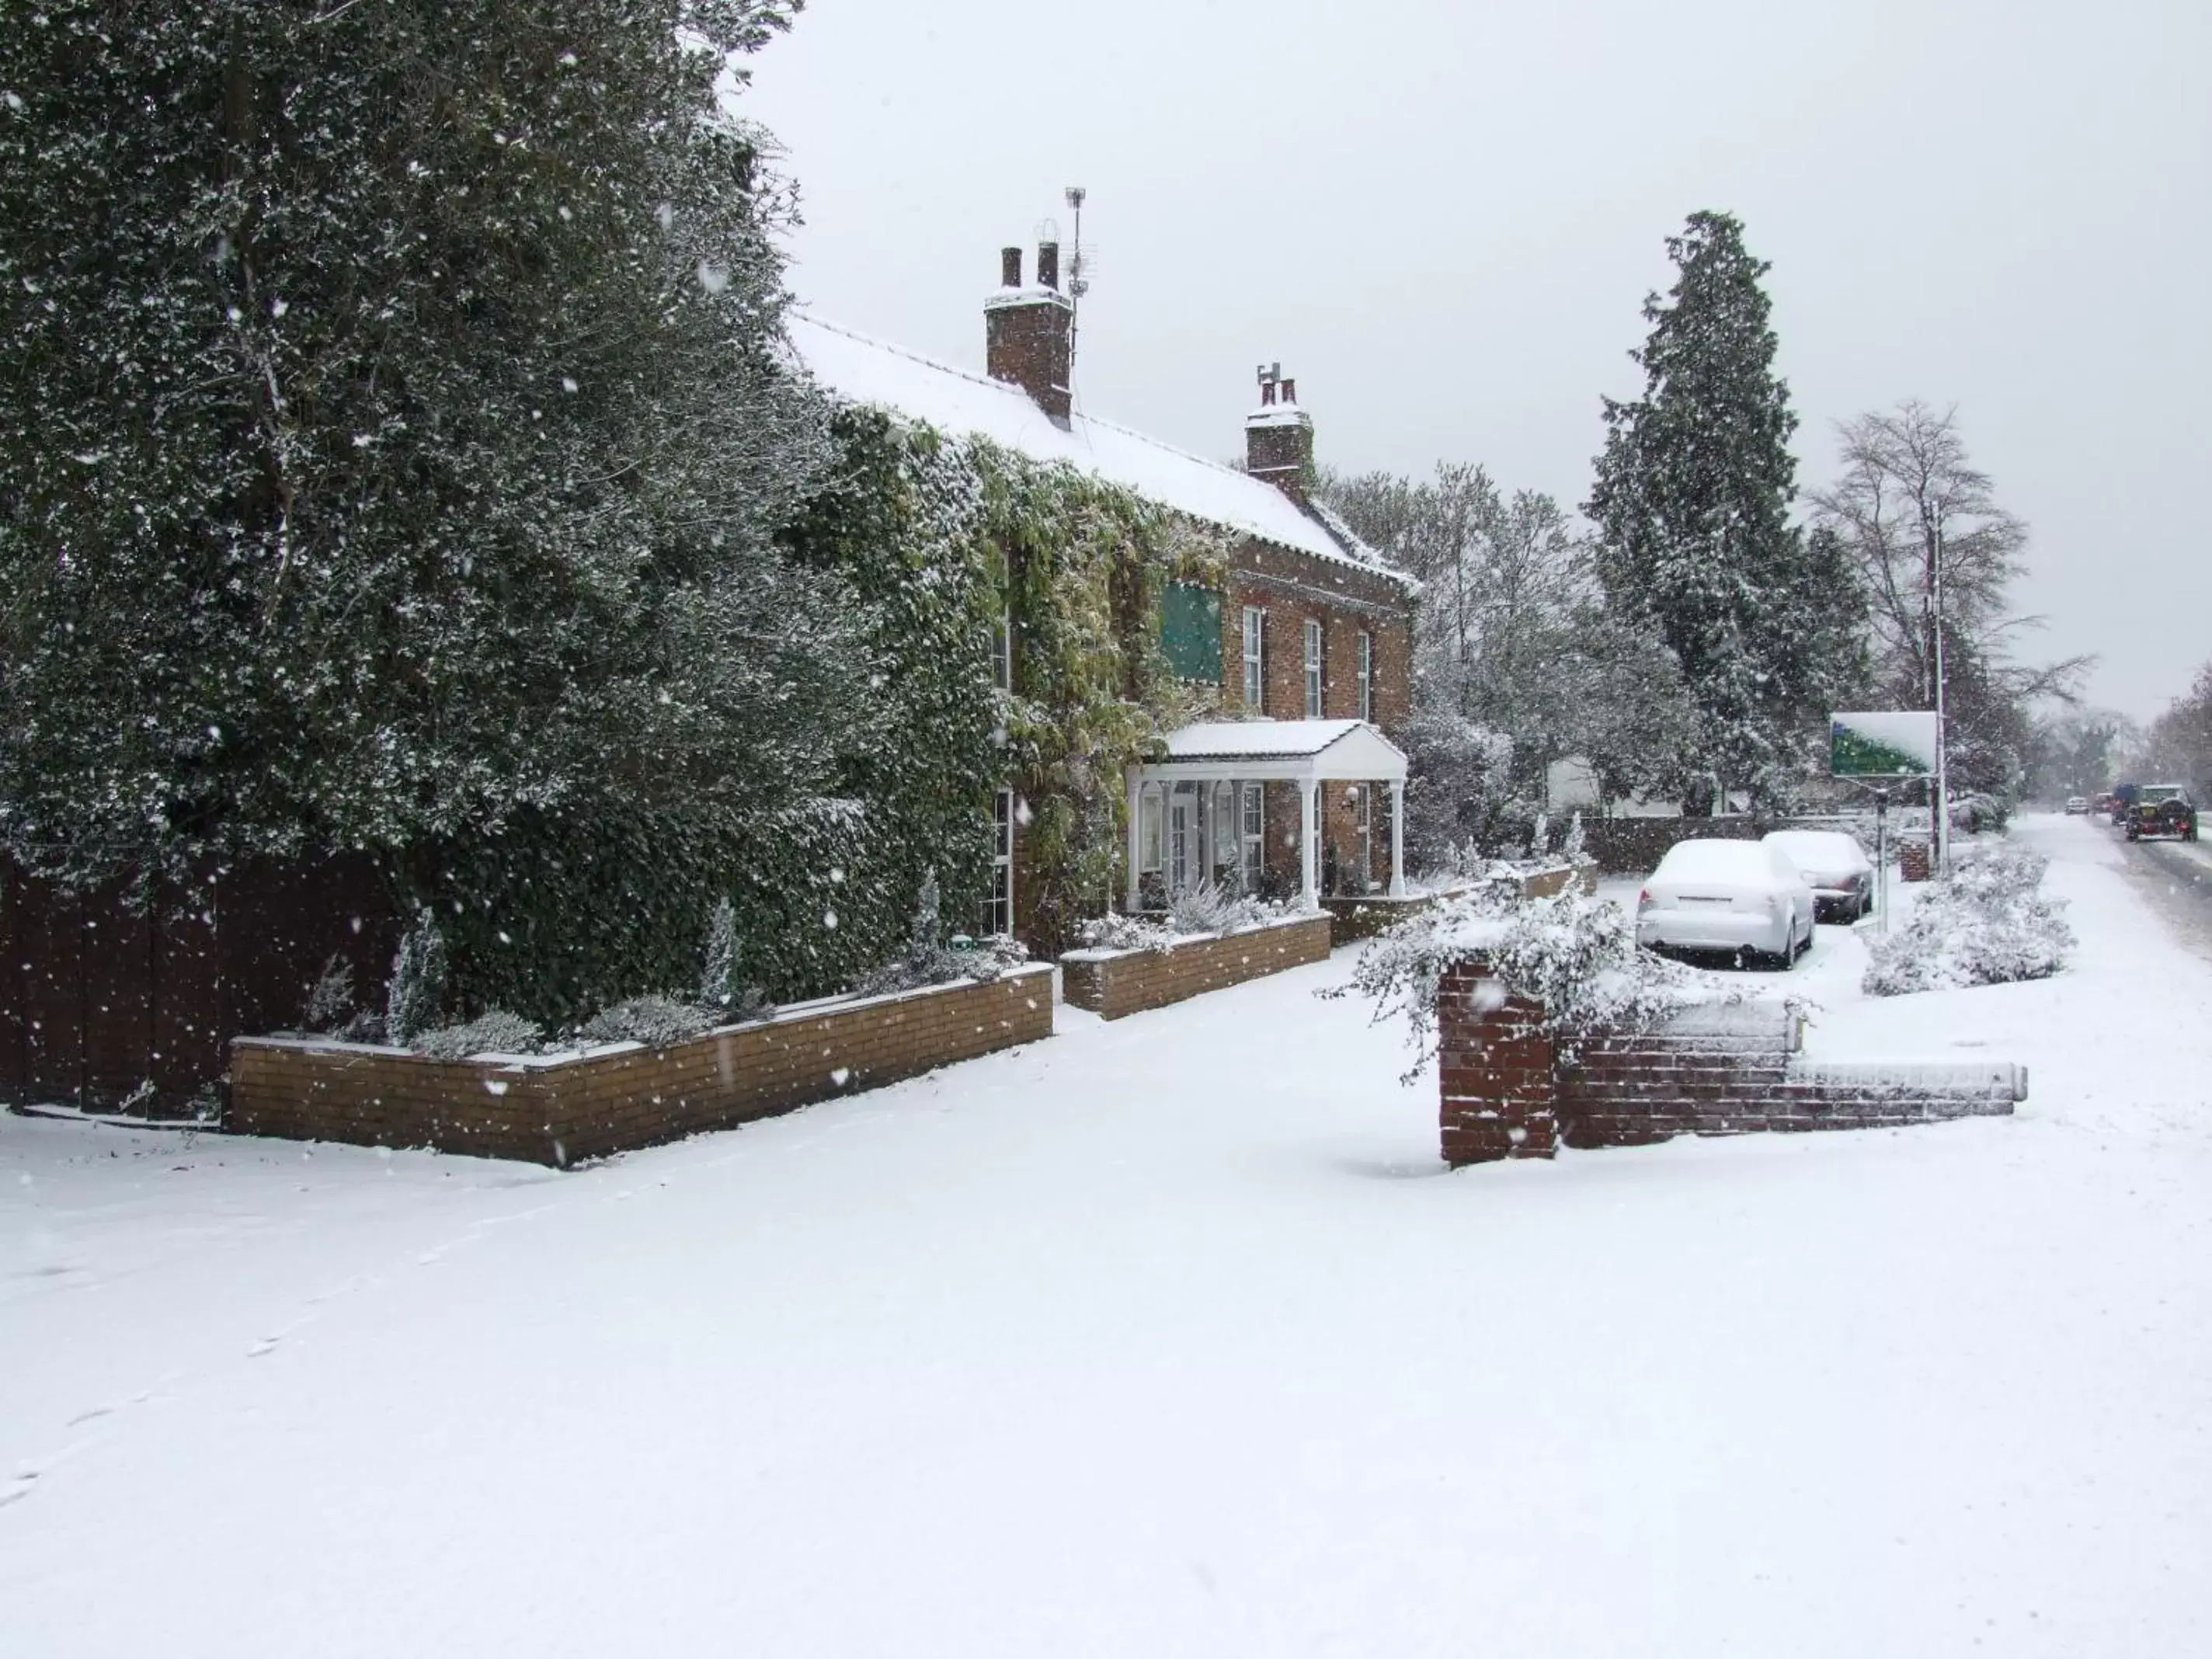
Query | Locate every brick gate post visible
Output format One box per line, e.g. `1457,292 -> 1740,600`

1437,960 -> 1559,1166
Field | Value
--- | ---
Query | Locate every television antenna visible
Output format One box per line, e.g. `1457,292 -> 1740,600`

1064,186 -> 1094,398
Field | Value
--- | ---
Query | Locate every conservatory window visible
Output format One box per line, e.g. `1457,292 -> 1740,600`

1240,783 -> 1264,889
1139,784 -> 1164,875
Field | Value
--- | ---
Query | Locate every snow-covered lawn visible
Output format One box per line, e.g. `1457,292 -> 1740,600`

5,816 -> 2209,1657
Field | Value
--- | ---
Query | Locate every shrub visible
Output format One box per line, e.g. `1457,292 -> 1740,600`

1327,867 -> 1727,1079
1863,838 -> 2072,995
384,916 -> 449,1047
303,955 -> 356,1034
417,1010 -> 543,1061
1165,880 -> 1267,937
1075,912 -> 1176,952
579,996 -> 718,1049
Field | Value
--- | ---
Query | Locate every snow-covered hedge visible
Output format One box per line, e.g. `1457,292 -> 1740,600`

1862,839 -> 2073,996
1329,867 -> 1727,1080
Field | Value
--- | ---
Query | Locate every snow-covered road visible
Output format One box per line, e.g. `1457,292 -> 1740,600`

4,816 -> 2208,1657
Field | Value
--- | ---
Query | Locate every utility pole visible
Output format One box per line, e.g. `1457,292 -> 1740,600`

1925,503 -> 1952,874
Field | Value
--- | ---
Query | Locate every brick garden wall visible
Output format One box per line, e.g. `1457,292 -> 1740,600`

1436,962 -> 2024,1166
1060,913 -> 1332,1021
230,965 -> 1056,1166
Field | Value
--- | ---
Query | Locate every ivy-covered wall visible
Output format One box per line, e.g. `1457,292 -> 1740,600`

413,409 -> 1238,1023
971,438 -> 1232,955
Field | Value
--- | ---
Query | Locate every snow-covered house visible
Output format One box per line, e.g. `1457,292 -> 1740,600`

790,239 -> 1417,938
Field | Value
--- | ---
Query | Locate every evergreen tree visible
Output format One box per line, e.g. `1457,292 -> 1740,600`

1586,211 -> 1859,806
0,2 -> 864,1021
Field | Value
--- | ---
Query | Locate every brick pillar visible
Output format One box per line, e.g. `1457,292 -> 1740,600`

1437,961 -> 1559,1166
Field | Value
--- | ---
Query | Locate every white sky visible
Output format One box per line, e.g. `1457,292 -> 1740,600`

743,0 -> 2210,720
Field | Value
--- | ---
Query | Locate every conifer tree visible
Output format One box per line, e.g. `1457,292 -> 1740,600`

1586,211 -> 1859,807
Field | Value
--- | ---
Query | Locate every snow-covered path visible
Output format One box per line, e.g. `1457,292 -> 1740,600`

4,816 -> 2209,1657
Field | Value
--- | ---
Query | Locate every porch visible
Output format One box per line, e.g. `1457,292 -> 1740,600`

1124,719 -> 1409,912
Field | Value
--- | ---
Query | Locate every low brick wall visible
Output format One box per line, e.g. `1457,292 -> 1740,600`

229,965 -> 1056,1166
1323,892 -> 1441,945
1437,962 -> 2025,1166
1060,913 -> 1333,1020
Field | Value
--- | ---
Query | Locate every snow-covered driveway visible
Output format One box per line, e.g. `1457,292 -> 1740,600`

4,816 -> 2209,1657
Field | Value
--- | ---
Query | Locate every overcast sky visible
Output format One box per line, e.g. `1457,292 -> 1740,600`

743,0 -> 2209,720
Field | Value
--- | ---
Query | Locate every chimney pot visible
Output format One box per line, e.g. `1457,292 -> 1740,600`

1282,377 -> 1296,404
1000,246 -> 1022,287
1037,241 -> 1059,290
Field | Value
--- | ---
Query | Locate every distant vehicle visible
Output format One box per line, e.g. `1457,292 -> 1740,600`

1636,839 -> 1817,969
1762,829 -> 1876,922
2091,791 -> 2116,816
2064,796 -> 2089,815
2125,785 -> 2198,843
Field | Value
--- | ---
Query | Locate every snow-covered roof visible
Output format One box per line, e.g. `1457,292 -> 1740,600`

788,313 -> 1413,588
1165,718 -> 1366,760
1141,719 -> 1408,782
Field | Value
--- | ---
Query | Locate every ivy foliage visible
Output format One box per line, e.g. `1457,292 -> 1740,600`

973,440 -> 1230,955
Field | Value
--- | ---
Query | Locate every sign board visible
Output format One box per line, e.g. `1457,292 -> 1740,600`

1831,711 -> 1939,778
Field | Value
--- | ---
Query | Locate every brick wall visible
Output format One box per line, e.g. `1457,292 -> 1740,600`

1437,962 -> 2024,1167
229,965 -> 1056,1166
1060,913 -> 1332,1020
1438,963 -> 1559,1164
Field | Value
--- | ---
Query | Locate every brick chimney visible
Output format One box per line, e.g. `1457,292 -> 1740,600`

1245,362 -> 1314,502
985,242 -> 1074,423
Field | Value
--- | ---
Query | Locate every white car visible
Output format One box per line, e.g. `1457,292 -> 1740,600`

1762,828 -> 1876,922
1636,839 -> 1817,967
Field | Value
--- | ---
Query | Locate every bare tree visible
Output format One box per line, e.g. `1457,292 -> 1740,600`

1811,402 -> 2089,797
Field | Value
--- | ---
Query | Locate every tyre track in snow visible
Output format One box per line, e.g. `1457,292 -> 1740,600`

2103,826 -> 2212,965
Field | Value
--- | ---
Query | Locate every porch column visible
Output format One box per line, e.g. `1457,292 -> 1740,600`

1389,779 -> 1407,897
1299,774 -> 1318,909
1125,768 -> 1143,913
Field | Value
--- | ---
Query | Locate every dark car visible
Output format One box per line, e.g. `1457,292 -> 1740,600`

2127,785 -> 2198,842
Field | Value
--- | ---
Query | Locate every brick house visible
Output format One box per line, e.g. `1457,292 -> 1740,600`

791,236 -> 1417,946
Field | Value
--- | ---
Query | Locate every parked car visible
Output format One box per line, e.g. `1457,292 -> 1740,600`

2064,796 -> 2089,815
1636,839 -> 1817,969
1762,828 -> 1876,922
2125,784 -> 2198,843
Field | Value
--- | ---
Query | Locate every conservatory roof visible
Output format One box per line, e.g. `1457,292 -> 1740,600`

1140,719 -> 1408,782
787,312 -> 1413,589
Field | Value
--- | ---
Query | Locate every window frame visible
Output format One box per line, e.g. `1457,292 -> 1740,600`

1240,783 -> 1264,890
1357,629 -> 1373,722
982,788 -> 1015,937
1138,783 -> 1164,875
1242,607 -> 1265,710
1303,617 -> 1323,718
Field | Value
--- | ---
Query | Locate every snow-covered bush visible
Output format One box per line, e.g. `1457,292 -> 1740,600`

384,917 -> 449,1048
1075,912 -> 1177,952
1862,838 -> 2072,996
304,955 -> 356,1034
417,1010 -> 542,1061
1327,868 -> 1727,1080
1165,881 -> 1267,937
1562,811 -> 1589,867
579,996 -> 718,1049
